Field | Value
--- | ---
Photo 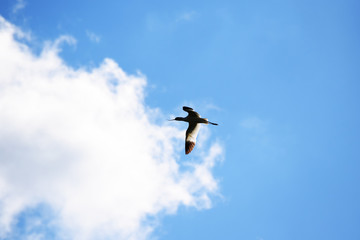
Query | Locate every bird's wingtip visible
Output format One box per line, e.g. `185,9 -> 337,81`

183,106 -> 193,111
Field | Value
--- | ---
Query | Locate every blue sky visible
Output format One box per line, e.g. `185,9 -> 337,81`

0,0 -> 360,239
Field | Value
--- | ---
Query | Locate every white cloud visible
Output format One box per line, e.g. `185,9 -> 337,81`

86,30 -> 101,43
0,16 -> 223,240
12,0 -> 26,14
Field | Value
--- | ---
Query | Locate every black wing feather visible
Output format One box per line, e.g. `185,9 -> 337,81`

183,106 -> 200,118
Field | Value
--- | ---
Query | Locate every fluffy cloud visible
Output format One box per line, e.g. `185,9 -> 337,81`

0,16 -> 223,240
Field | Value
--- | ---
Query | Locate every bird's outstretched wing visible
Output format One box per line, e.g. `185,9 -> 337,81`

183,106 -> 200,118
185,122 -> 201,154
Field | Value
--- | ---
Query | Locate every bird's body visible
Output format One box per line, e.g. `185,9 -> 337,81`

170,106 -> 218,154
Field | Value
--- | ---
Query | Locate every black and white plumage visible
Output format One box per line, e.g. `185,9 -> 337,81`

170,106 -> 218,154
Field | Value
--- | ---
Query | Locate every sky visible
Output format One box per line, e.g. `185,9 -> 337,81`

0,0 -> 359,239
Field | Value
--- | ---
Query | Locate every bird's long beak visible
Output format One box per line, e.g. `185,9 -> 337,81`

168,119 -> 175,121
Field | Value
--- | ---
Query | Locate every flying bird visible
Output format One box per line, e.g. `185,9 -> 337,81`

170,106 -> 218,154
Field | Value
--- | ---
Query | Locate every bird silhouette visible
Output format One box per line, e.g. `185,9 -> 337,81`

170,106 -> 218,154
